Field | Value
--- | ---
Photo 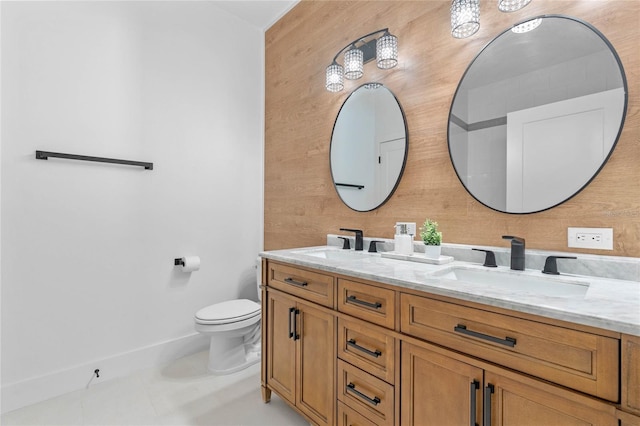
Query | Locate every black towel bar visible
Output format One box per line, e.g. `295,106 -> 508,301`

36,150 -> 153,170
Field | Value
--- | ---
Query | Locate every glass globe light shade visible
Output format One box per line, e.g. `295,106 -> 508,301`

498,0 -> 532,12
451,0 -> 480,39
376,32 -> 398,69
326,62 -> 344,92
344,47 -> 364,80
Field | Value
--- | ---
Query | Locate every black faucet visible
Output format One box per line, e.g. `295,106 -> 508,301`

542,256 -> 577,275
338,237 -> 351,250
340,228 -> 363,251
502,235 -> 525,271
368,240 -> 384,253
472,248 -> 497,267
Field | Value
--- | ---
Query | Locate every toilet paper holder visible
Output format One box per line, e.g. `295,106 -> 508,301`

174,256 -> 201,272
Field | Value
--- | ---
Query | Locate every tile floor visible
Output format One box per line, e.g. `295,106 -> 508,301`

1,350 -> 309,426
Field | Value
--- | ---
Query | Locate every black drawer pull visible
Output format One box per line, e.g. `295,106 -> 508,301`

346,383 -> 381,406
347,339 -> 382,358
347,295 -> 382,310
454,324 -> 516,347
284,277 -> 308,287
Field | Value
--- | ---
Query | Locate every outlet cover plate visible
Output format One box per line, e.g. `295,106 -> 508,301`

568,227 -> 613,250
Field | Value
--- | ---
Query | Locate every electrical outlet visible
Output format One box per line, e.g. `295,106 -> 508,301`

568,227 -> 613,250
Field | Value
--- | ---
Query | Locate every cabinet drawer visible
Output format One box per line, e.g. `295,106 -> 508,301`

338,317 -> 395,384
337,360 -> 394,426
400,293 -> 619,401
337,401 -> 379,426
338,279 -> 395,329
267,262 -> 335,308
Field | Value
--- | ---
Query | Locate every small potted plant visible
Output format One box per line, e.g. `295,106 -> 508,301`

420,218 -> 442,259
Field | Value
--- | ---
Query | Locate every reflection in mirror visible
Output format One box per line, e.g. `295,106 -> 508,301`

448,15 -> 627,214
331,84 -> 408,212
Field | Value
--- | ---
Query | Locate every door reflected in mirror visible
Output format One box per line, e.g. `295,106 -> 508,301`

448,15 -> 627,214
331,84 -> 408,212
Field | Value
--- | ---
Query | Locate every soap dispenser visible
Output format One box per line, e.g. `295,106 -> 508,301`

394,223 -> 413,255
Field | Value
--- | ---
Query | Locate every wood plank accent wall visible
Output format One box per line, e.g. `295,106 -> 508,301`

265,0 -> 640,257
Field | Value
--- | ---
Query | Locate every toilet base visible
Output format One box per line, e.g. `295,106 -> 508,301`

206,324 -> 261,375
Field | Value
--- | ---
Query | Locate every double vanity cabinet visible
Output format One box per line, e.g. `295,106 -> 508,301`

259,252 -> 640,425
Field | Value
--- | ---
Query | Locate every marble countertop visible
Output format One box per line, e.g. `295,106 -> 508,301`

260,245 -> 640,336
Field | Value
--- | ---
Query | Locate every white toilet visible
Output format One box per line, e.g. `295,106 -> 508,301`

194,260 -> 262,374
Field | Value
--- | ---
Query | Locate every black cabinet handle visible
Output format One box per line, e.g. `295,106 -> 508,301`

347,295 -> 382,310
288,307 -> 295,339
293,309 -> 300,341
346,383 -> 381,406
470,380 -> 479,426
347,339 -> 382,358
284,277 -> 308,287
454,324 -> 516,347
484,383 -> 494,426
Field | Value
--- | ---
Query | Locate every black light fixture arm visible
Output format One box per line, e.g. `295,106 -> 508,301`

331,28 -> 390,63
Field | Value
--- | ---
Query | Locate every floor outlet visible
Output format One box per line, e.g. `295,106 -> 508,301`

567,227 -> 613,250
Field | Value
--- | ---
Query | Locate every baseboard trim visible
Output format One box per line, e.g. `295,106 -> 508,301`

1,333 -> 208,414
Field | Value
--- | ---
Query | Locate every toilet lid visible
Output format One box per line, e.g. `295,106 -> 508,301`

195,299 -> 261,325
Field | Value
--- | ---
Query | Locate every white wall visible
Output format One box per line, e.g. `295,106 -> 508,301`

1,1 -> 264,412
0,1 -> 3,416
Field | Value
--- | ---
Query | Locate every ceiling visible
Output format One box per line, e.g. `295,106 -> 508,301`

212,1 -> 298,30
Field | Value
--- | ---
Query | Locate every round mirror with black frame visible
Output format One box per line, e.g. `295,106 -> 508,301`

331,83 -> 408,212
448,15 -> 628,214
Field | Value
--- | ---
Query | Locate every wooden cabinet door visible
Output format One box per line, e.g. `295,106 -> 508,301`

296,299 -> 336,426
266,291 -> 297,404
623,334 -> 640,415
401,341 -> 483,426
485,367 -> 616,426
618,409 -> 640,426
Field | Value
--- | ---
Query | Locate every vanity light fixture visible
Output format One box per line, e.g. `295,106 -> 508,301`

325,28 -> 398,92
451,0 -> 533,38
511,17 -> 542,33
451,0 -> 480,39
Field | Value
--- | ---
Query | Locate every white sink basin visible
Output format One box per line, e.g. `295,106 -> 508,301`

293,248 -> 374,260
432,266 -> 589,297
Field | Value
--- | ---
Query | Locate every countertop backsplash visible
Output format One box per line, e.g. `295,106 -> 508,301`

327,234 -> 640,282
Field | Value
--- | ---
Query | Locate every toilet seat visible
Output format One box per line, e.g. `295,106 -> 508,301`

195,299 -> 261,325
